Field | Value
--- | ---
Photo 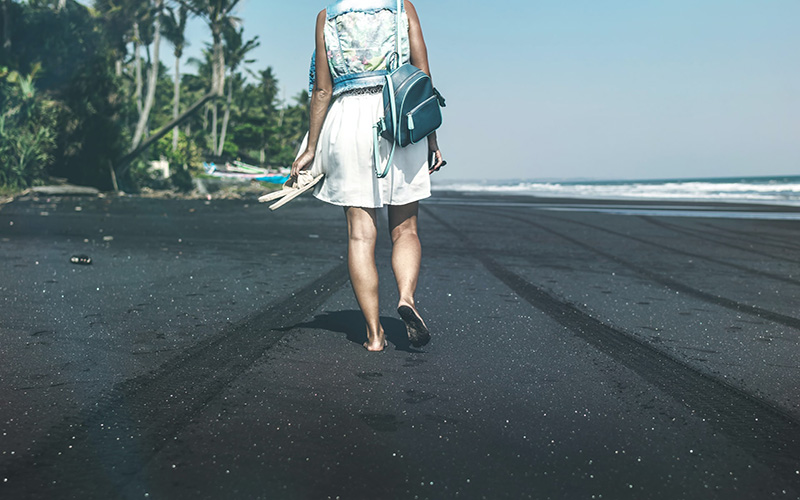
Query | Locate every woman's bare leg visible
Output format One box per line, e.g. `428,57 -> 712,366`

388,202 -> 429,346
345,206 -> 385,351
388,202 -> 422,310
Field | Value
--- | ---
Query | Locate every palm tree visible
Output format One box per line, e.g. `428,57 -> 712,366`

187,48 -> 216,150
92,0 -> 156,144
161,2 -> 188,152
130,0 -> 163,150
178,0 -> 241,152
257,66 -> 278,163
217,25 -> 259,155
114,0 -> 241,179
94,0 -> 148,77
178,0 -> 241,95
130,0 -> 154,115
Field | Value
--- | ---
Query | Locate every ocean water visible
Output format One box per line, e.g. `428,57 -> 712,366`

434,175 -> 800,206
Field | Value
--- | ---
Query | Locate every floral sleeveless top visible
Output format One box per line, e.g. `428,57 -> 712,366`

319,0 -> 411,97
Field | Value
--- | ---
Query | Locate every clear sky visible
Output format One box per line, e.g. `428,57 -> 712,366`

151,1 -> 800,181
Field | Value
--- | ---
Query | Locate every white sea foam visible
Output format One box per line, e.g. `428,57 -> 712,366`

435,178 -> 800,206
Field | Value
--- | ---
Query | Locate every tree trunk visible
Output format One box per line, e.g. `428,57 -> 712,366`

2,0 -> 11,51
109,161 -> 119,192
133,21 -> 143,115
131,0 -> 162,150
211,102 -> 218,155
211,24 -> 225,96
172,54 -> 181,152
278,107 -> 286,150
217,73 -> 233,156
208,22 -> 225,154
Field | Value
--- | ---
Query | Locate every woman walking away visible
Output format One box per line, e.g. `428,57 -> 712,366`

292,0 -> 445,351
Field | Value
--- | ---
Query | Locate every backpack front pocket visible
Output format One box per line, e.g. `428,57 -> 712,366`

407,94 -> 442,144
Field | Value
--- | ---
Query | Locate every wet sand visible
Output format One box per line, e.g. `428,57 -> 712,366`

1,191 -> 799,499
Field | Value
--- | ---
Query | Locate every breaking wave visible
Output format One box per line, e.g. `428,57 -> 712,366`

434,176 -> 800,205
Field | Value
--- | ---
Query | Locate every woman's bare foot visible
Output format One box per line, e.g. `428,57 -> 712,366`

397,303 -> 430,347
363,326 -> 387,352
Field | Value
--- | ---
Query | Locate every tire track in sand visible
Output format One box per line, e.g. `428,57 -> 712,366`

537,211 -> 800,287
639,216 -> 800,265
695,219 -> 800,252
422,205 -> 800,491
455,204 -> 800,332
0,263 -> 349,499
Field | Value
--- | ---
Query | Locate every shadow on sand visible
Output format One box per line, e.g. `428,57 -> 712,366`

283,310 -> 424,353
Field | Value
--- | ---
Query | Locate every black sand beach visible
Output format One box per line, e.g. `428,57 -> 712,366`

1,190 -> 799,499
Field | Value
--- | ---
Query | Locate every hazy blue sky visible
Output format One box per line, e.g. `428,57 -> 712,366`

144,1 -> 800,181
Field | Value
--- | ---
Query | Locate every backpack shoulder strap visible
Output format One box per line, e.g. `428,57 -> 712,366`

373,72 -> 398,178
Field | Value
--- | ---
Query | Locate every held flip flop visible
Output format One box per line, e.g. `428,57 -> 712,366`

258,186 -> 291,203
268,172 -> 323,210
397,305 -> 430,347
258,170 -> 324,210
258,172 -> 309,202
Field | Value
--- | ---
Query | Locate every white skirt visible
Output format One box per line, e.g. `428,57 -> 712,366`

302,91 -> 431,208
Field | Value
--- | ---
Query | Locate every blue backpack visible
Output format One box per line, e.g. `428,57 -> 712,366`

372,0 -> 445,178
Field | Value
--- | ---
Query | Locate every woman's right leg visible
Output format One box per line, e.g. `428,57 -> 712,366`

345,206 -> 385,351
388,202 -> 430,347
388,202 -> 422,310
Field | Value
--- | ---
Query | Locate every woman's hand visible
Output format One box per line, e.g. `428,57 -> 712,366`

427,133 -> 446,174
428,149 -> 445,174
291,149 -> 315,178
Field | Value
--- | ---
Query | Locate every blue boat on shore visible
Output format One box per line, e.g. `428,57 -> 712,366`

203,161 -> 290,184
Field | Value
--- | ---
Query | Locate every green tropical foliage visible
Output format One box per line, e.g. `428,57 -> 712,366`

0,0 -> 310,192
0,65 -> 57,189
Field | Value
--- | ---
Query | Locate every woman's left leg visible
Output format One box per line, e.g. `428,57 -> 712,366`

345,206 -> 385,351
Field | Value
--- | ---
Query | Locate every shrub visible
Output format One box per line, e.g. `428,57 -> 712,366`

0,66 -> 57,190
